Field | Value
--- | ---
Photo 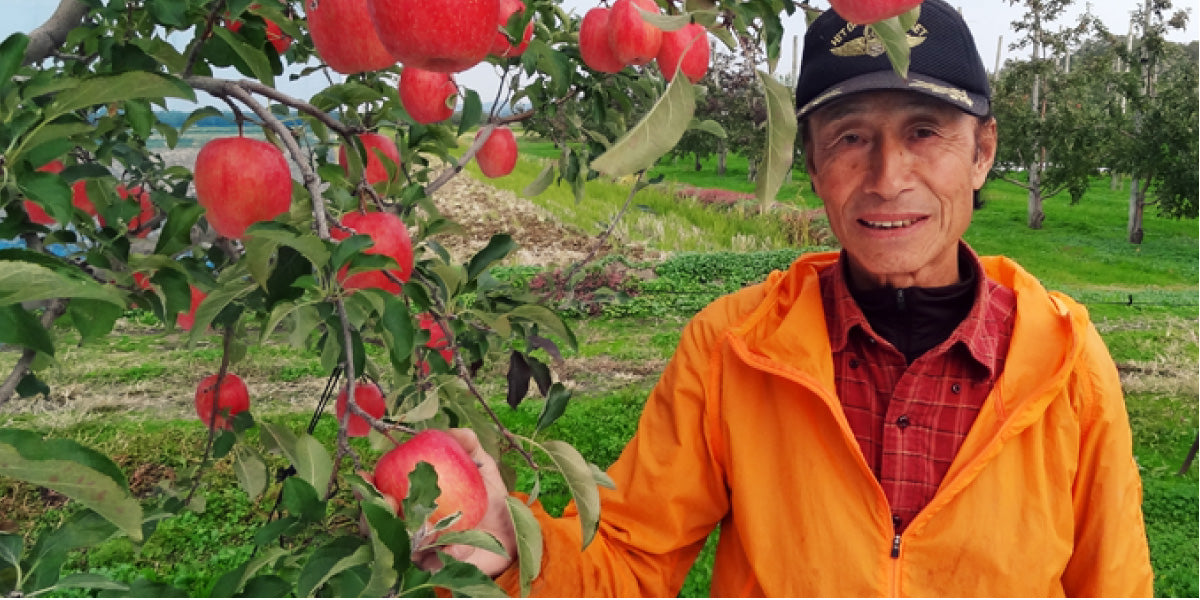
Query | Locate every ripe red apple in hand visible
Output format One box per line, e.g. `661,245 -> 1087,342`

336,381 -> 388,437
827,0 -> 923,24
399,67 -> 458,124
656,22 -> 710,83
373,429 -> 487,533
489,0 -> 533,58
195,372 -> 250,430
306,0 -> 395,74
338,133 -> 401,185
120,184 -> 154,237
608,0 -> 662,67
367,0 -> 499,72
579,8 -> 625,74
194,137 -> 293,239
333,211 -> 414,294
474,126 -> 517,178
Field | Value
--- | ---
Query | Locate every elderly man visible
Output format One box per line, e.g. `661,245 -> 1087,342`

444,0 -> 1155,595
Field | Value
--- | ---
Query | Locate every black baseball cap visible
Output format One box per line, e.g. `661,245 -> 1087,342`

794,0 -> 991,119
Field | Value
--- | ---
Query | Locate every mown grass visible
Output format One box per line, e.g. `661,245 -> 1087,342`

2,140 -> 1196,596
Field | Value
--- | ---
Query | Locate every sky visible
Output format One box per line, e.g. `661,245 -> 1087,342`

4,0 -> 1197,109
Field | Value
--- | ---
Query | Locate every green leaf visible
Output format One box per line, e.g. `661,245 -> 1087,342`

0,259 -> 126,308
186,278 -> 256,344
401,461 -> 440,531
42,572 -> 130,594
282,477 -> 327,523
20,170 -> 73,224
0,33 -> 30,93
210,26 -> 275,87
754,71 -> 797,207
506,305 -> 573,348
590,74 -> 696,177
146,0 -> 189,28
898,5 -> 921,32
689,118 -> 727,138
0,534 -> 21,570
505,496 -> 542,597
232,445 -> 268,499
431,530 -> 508,558
466,234 -> 517,281
261,423 -> 333,494
540,440 -> 601,548
25,510 -> 118,591
637,10 -> 691,31
0,304 -> 54,356
123,99 -> 154,140
522,164 -> 556,198
425,558 -> 507,597
457,89 -> 483,136
67,299 -> 122,344
49,72 -> 194,115
181,106 -> 225,133
206,546 -> 288,598
381,296 -> 415,368
535,383 -> 571,434
297,536 -> 369,598
21,119 -> 96,155
360,496 -> 408,596
0,429 -> 143,542
870,19 -> 911,78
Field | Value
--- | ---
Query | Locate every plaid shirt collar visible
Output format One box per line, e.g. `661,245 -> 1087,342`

824,242 -> 1008,379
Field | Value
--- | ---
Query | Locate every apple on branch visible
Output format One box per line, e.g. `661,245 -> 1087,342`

339,132 -> 402,185
306,0 -> 396,74
367,0 -> 500,72
195,372 -> 251,431
372,429 -> 488,534
120,183 -> 155,238
399,67 -> 458,125
579,7 -> 625,74
656,22 -> 710,83
332,210 -> 415,294
607,0 -> 662,67
417,312 -> 455,375
22,159 -> 98,226
336,381 -> 388,437
177,285 -> 207,331
489,0 -> 534,58
224,4 -> 293,54
474,126 -> 518,179
194,136 -> 293,240
827,0 -> 923,24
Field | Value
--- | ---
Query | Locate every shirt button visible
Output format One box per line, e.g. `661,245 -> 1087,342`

849,358 -> 860,369
896,415 -> 910,429
951,383 -> 962,394
866,337 -> 876,345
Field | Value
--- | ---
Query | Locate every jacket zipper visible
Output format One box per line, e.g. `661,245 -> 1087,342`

891,533 -> 901,558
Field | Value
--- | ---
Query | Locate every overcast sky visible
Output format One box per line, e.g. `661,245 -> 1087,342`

4,0 -> 1196,109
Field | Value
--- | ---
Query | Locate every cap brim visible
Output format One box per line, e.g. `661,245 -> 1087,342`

797,71 -> 990,119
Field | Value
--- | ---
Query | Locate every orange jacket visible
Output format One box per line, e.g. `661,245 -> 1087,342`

498,251 -> 1153,597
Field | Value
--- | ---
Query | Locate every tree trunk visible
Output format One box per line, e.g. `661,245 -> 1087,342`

1110,171 -> 1122,190
717,142 -> 727,176
1027,163 -> 1046,229
1128,178 -> 1145,244
747,160 -> 758,182
694,154 -> 702,171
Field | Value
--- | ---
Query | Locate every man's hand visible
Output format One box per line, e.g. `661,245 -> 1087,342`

413,427 -> 518,578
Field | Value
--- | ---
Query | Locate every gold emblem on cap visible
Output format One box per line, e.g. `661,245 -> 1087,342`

830,23 -> 927,58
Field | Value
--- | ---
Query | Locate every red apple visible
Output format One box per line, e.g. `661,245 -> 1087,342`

333,211 -> 414,294
827,0 -> 923,25
338,133 -> 401,184
336,381 -> 388,437
656,23 -> 709,83
398,67 -> 458,125
119,184 -> 154,237
579,7 -> 624,74
194,137 -> 293,240
306,0 -> 395,74
416,312 -> 455,374
607,0 -> 662,67
177,285 -> 206,331
489,0 -> 533,58
194,372 -> 250,431
367,0 -> 500,73
372,429 -> 487,532
226,4 -> 292,54
22,160 -> 96,225
474,126 -> 517,178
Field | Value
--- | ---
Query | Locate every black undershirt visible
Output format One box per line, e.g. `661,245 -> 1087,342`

845,254 -> 978,364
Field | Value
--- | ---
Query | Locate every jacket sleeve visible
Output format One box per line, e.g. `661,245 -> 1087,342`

496,308 -> 732,597
1060,320 -> 1154,597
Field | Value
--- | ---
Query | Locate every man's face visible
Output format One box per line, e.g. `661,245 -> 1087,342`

805,90 -> 996,289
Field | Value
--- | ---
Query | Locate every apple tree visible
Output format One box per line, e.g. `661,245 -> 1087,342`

0,0 -> 918,596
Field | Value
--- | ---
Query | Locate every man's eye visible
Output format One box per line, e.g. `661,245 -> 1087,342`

839,133 -> 862,145
913,127 -> 937,139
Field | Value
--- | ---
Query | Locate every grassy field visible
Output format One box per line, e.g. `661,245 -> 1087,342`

1,141 -> 1196,596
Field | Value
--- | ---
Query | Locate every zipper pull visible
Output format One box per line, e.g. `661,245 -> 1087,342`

891,534 -> 902,558
895,288 -> 906,311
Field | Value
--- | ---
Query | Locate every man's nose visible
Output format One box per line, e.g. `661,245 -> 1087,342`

864,134 -> 914,200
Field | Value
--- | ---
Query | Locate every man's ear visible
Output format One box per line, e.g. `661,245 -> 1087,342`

971,117 -> 997,190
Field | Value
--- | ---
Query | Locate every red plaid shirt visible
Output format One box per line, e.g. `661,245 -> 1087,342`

819,248 -> 1016,533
